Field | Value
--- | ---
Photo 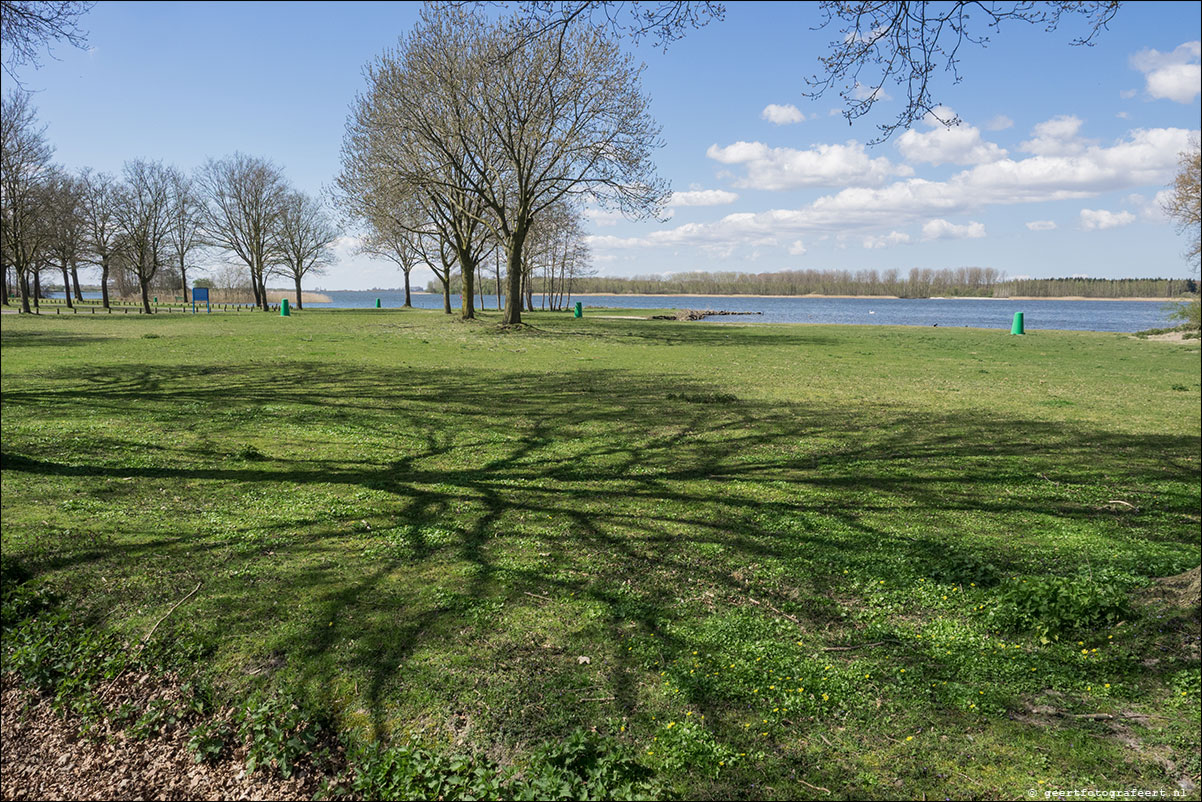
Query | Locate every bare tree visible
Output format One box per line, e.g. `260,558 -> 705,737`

807,1 -> 1121,142
198,153 -> 289,311
357,7 -> 668,326
112,159 -> 172,314
166,167 -> 205,302
356,216 -> 423,308
78,168 -> 120,308
468,1 -> 724,50
1163,135 -> 1201,272
340,20 -> 494,322
0,0 -> 93,82
273,190 -> 338,310
0,90 -> 55,313
43,169 -> 85,307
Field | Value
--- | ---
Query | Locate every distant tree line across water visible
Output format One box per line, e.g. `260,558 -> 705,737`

453,268 -> 1195,299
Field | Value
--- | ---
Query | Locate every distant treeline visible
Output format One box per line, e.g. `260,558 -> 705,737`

555,269 -> 1196,298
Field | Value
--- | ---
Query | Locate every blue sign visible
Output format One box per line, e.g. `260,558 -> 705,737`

193,287 -> 209,301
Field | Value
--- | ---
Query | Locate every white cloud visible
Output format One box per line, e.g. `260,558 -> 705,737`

851,82 -> 891,102
863,231 -> 911,249
1021,115 -> 1090,156
582,207 -> 627,226
1116,111 -> 1130,119
1131,41 -> 1201,103
706,140 -> 913,189
1025,220 -> 1057,231
985,115 -> 1014,131
1119,89 -> 1137,100
787,239 -> 807,255
669,189 -> 739,207
897,108 -> 1007,165
761,103 -> 805,125
921,219 -> 986,240
1080,208 -> 1136,230
590,126 -> 1197,256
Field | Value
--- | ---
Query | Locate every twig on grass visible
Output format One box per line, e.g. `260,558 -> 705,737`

798,778 -> 832,794
822,639 -> 905,651
100,581 -> 202,694
523,591 -> 553,602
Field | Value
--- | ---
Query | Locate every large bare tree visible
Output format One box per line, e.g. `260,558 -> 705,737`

112,159 -> 172,314
198,153 -> 289,311
78,168 -> 120,308
43,169 -> 85,307
0,90 -> 55,313
347,6 -> 667,326
167,167 -> 204,302
273,190 -> 338,310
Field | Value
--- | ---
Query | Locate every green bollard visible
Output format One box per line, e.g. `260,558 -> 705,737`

376,298 -> 381,308
1010,311 -> 1025,335
281,298 -> 290,317
574,301 -> 582,318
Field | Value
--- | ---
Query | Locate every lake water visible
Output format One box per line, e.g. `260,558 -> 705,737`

310,291 -> 1177,333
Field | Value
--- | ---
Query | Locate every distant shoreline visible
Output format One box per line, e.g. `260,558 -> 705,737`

327,291 -> 1184,302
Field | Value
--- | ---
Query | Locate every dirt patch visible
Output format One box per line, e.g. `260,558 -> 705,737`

1137,331 -> 1198,343
0,674 -> 341,801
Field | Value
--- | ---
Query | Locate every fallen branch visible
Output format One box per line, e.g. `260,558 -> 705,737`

747,597 -> 801,625
523,591 -> 553,602
101,581 -> 202,694
822,639 -> 904,651
578,696 -> 616,703
798,778 -> 831,794
142,581 -> 202,645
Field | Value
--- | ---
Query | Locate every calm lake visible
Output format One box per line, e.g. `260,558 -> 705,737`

310,291 -> 1178,333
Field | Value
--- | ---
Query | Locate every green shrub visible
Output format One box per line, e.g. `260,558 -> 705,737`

984,570 -> 1135,639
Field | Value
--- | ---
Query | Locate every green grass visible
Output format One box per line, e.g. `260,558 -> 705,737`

2,307 -> 1200,799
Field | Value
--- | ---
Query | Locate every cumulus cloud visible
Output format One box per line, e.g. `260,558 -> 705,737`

1131,41 -> 1201,103
897,108 -> 1007,165
706,140 -> 912,189
761,103 -> 805,125
1021,115 -> 1090,156
985,115 -> 1014,131
669,189 -> 739,207
863,231 -> 911,249
921,219 -> 986,240
1026,220 -> 1057,231
1080,208 -> 1136,230
582,207 -> 627,226
788,239 -> 807,255
590,126 -> 1197,256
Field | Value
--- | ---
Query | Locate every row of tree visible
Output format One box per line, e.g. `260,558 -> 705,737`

566,268 -> 1195,298
1,91 -> 339,314
333,5 -> 663,324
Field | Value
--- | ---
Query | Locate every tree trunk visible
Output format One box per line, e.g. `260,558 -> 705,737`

33,270 -> 41,307
251,270 -> 262,308
402,269 -> 412,307
258,274 -> 269,311
59,262 -> 74,309
19,269 -> 31,314
180,259 -> 190,302
139,278 -> 152,314
502,230 -> 526,325
442,280 -> 451,314
100,258 -> 111,309
70,259 -> 83,301
460,256 -> 476,320
294,275 -> 303,310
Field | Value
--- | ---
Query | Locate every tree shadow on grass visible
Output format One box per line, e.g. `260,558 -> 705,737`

2,362 -> 1199,744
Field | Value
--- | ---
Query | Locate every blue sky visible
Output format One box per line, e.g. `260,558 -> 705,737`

10,1 -> 1201,290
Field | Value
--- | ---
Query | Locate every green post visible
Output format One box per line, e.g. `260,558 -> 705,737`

281,297 -> 290,317
153,296 -> 157,304
1010,311 -> 1024,335
574,301 -> 582,318
376,298 -> 381,308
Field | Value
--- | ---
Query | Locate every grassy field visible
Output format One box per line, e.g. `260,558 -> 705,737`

2,307 -> 1199,799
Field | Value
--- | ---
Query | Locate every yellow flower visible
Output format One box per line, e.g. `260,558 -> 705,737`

905,736 -> 913,741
